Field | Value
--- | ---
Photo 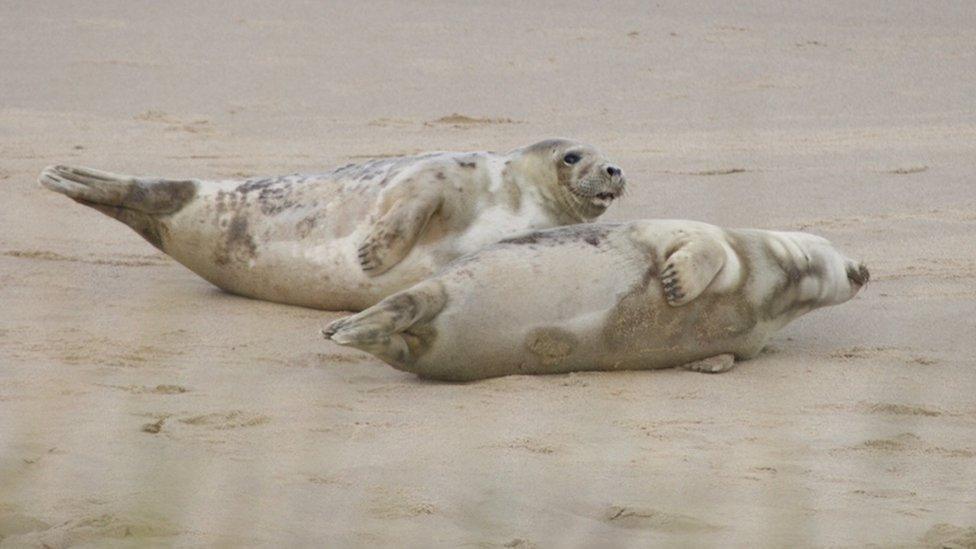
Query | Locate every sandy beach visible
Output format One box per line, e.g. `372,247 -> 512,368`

1,1 -> 975,546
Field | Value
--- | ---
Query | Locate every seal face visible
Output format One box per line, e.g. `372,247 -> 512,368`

39,139 -> 626,311
324,220 -> 869,381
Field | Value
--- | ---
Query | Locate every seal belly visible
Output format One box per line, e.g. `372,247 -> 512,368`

150,178 -> 359,309
159,181 -> 457,310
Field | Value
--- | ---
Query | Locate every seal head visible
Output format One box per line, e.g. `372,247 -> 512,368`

760,231 -> 870,322
515,139 -> 626,222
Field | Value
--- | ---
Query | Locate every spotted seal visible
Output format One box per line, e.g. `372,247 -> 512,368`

39,139 -> 625,310
323,220 -> 869,380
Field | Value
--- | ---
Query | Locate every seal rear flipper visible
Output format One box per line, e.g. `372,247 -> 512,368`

39,165 -> 197,215
323,310 -> 420,369
323,281 -> 447,368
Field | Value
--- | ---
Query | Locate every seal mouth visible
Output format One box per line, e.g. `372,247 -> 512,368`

570,188 -> 621,210
589,192 -> 618,208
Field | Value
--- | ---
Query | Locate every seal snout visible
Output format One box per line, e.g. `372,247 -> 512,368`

595,162 -> 626,202
575,164 -> 625,210
847,262 -> 870,287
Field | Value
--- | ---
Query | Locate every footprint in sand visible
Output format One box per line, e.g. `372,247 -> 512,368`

367,118 -> 414,128
366,487 -> 436,519
844,432 -> 975,458
424,113 -> 521,128
141,418 -> 166,434
134,110 -> 215,135
602,505 -> 723,533
481,438 -> 557,455
856,432 -> 924,452
100,384 -> 189,395
884,165 -> 928,175
855,401 -> 942,417
663,168 -> 749,176
851,488 -> 916,499
828,346 -> 939,366
0,509 -> 50,540
2,249 -> 170,267
179,410 -> 270,430
10,513 -> 176,546
919,523 -> 976,548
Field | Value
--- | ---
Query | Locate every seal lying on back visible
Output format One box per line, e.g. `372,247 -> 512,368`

324,220 -> 869,381
39,139 -> 625,311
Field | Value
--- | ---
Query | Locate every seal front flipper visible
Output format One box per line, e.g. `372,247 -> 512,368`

660,234 -> 726,306
323,281 -> 447,368
680,354 -> 735,373
357,190 -> 443,276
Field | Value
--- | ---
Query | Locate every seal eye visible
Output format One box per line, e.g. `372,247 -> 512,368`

563,153 -> 581,165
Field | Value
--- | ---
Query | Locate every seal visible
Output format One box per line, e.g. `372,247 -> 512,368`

39,139 -> 626,311
323,220 -> 869,380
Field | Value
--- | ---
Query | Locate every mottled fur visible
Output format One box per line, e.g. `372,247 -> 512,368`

39,139 -> 625,311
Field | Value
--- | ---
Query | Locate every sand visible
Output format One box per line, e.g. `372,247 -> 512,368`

1,1 -> 975,547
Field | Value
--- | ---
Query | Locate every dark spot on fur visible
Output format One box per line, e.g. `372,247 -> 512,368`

455,159 -> 476,169
236,177 -> 278,194
379,174 -> 394,187
124,179 -> 197,214
435,171 -> 446,180
525,327 -> 577,366
214,214 -> 258,265
499,232 -> 543,245
296,214 -> 318,238
233,177 -> 303,216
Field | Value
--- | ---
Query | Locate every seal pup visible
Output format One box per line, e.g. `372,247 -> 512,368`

39,139 -> 625,311
324,220 -> 869,381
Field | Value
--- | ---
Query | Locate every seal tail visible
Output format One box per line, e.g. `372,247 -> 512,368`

39,165 -> 197,215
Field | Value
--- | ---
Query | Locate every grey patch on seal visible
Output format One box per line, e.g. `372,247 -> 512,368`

75,199 -> 172,252
454,158 -> 477,169
235,176 -> 301,216
525,327 -> 577,366
124,179 -> 197,214
756,234 -> 825,320
295,214 -> 319,238
213,214 -> 258,265
602,233 -> 757,356
499,223 -> 621,248
499,163 -> 522,211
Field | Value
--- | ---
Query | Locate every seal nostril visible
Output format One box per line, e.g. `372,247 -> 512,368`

606,166 -> 620,177
847,263 -> 870,286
